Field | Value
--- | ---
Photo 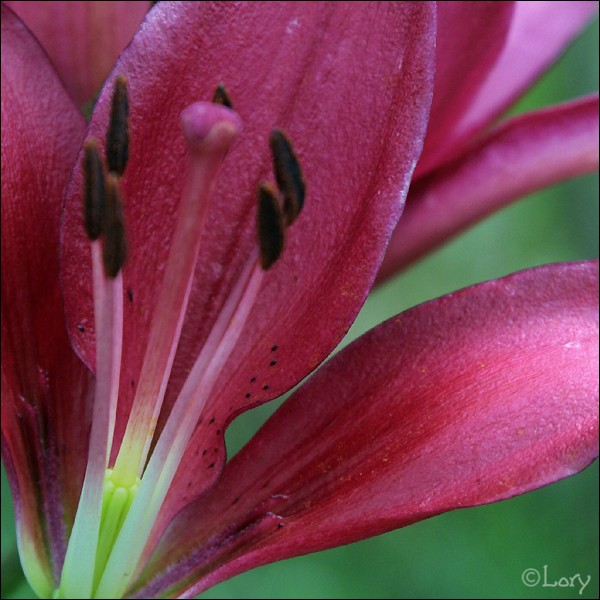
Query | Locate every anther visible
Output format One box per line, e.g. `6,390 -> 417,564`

83,139 -> 106,240
257,182 -> 285,270
270,129 -> 305,226
106,75 -> 130,176
212,84 -> 233,109
103,174 -> 127,278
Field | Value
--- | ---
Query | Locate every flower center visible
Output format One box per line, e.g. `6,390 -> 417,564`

94,469 -> 141,592
57,77 -> 304,599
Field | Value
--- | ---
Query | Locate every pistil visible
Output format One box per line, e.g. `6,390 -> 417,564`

110,102 -> 242,488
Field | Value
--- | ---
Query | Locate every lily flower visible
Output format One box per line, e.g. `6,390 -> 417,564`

1,3 -> 597,600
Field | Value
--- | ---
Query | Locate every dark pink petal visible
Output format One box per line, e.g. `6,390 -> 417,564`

60,2 -> 436,515
5,0 -> 150,106
132,261 -> 599,599
378,95 -> 599,282
446,1 -> 599,166
1,5 -> 91,594
414,1 -> 515,177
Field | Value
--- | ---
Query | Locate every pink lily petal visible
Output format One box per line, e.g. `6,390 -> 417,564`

4,0 -> 151,106
133,261 -> 599,599
446,1 -> 599,170
60,2 -> 436,515
414,1 -> 515,177
1,5 -> 91,596
417,1 -> 598,177
378,94 -> 599,282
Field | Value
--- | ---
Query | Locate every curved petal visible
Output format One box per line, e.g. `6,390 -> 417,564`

4,0 -> 151,106
447,1 -> 599,165
60,1 -> 436,513
1,5 -> 91,596
133,261 -> 599,599
378,95 -> 599,282
414,1 -> 515,177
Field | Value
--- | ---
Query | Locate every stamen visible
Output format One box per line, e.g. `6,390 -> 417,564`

212,84 -> 233,109
83,140 -> 105,240
59,238 -> 124,598
257,182 -> 285,270
110,102 -> 241,488
106,75 -> 129,176
102,174 -> 127,278
270,129 -> 305,226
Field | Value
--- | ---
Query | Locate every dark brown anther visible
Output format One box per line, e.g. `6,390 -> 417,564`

106,75 -> 130,176
257,183 -> 285,270
102,174 -> 127,278
269,129 -> 305,226
212,84 -> 233,109
82,139 -> 106,240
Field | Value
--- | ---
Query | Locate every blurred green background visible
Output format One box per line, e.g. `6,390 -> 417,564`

2,12 -> 598,600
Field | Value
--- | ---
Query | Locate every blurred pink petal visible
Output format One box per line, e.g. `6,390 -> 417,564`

417,1 -> 598,176
379,95 -> 599,280
5,0 -> 150,105
416,1 -> 515,176
450,1 -> 599,165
